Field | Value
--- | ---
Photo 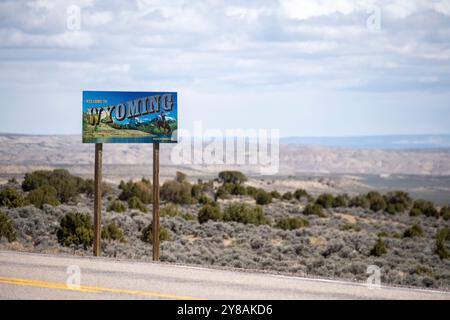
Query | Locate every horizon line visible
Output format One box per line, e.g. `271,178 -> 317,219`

1,132 -> 450,139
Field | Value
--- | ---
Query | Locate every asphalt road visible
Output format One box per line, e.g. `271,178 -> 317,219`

0,250 -> 448,300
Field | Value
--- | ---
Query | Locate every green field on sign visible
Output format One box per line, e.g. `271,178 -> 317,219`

82,113 -> 177,142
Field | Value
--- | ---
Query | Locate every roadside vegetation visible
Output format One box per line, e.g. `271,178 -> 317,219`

118,178 -> 152,204
0,211 -> 16,242
102,222 -> 125,242
1,168 -> 450,290
370,237 -> 388,256
22,169 -> 90,204
108,200 -> 126,213
275,216 -> 309,230
56,212 -> 94,249
0,188 -> 28,208
435,227 -> 450,260
141,222 -> 171,244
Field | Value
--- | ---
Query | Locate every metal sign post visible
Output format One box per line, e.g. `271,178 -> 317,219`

93,143 -> 103,257
152,143 -> 160,261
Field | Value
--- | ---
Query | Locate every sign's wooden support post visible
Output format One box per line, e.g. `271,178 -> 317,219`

93,143 -> 103,257
83,91 -> 177,260
152,142 -> 160,261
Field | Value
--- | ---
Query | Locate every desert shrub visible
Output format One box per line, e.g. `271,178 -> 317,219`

101,183 -> 113,198
161,179 -> 192,204
56,212 -> 93,249
275,217 -> 309,230
22,169 -> 86,203
282,192 -> 293,201
22,170 -> 51,191
191,184 -> 202,199
414,265 -> 432,277
270,190 -> 281,199
409,208 -> 422,217
218,171 -> 247,185
224,183 -> 236,193
377,231 -> 402,239
176,171 -> 187,183
198,203 -> 222,224
141,222 -> 171,243
294,189 -> 310,201
191,180 -> 214,199
160,203 -> 193,220
230,183 -> 248,196
255,190 -> 272,205
101,222 -> 125,242
119,178 -> 152,204
435,227 -> 450,260
128,196 -> 147,213
108,200 -> 126,213
403,224 -> 424,238
366,191 -> 386,212
0,187 -> 28,208
200,179 -> 214,191
388,190 -> 412,206
340,223 -> 361,232
27,185 -> 59,209
370,237 -> 387,256
385,204 -> 398,215
349,195 -> 370,209
332,194 -> 349,208
215,184 -> 232,200
246,186 -> 259,197
441,206 -> 450,221
0,211 -> 16,242
315,193 -> 334,208
80,178 -> 94,197
321,240 -> 346,258
8,177 -> 18,184
250,238 -> 264,250
141,177 -> 151,185
410,199 -> 439,218
198,194 -> 212,205
82,180 -> 113,198
222,203 -> 270,226
303,204 -> 325,217
383,191 -> 412,214
182,213 -> 195,221
161,203 -> 182,217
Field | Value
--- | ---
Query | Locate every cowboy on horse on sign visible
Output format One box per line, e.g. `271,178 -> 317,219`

155,112 -> 172,134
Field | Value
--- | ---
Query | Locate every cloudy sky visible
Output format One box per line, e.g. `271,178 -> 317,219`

0,0 -> 449,136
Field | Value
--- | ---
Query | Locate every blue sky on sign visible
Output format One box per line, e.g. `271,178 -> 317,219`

0,0 -> 449,137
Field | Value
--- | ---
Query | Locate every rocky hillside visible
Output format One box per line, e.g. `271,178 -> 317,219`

1,134 -> 450,177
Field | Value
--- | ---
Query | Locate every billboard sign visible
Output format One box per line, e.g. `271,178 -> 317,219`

82,91 -> 177,143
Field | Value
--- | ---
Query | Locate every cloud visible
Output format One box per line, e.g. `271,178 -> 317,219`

225,6 -> 272,22
0,29 -> 94,49
280,0 -> 450,21
280,0 -> 363,20
0,0 -> 449,135
0,0 -> 448,90
83,10 -> 114,27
